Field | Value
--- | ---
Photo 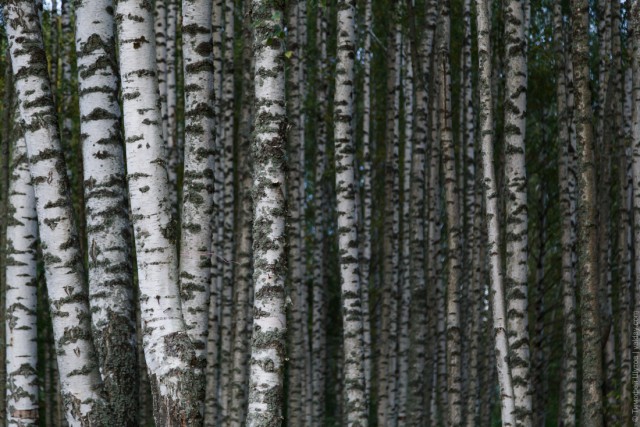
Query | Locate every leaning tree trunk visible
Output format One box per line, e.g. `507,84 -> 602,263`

115,0 -> 204,424
334,0 -> 368,423
503,1 -> 532,423
3,1 -> 111,424
5,108 -> 39,427
74,0 -> 139,423
475,0 -> 517,424
571,0 -> 604,425
246,0 -> 287,424
180,0 -> 215,364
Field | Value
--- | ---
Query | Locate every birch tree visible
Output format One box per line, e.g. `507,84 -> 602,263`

437,1 -> 464,424
553,3 -> 578,425
115,0 -> 204,423
180,0 -> 215,363
3,0 -> 110,424
5,111 -> 39,427
246,0 -> 288,423
75,0 -> 138,423
475,0 -> 517,424
503,1 -> 533,422
571,0 -> 604,424
334,0 -> 368,422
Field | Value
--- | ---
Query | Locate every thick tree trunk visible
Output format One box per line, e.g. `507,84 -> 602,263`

246,0 -> 287,423
4,1 -> 111,424
75,0 -> 139,423
115,0 -> 204,423
475,0 -> 517,424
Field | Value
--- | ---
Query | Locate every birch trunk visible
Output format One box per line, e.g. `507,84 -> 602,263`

404,0 -> 432,419
75,0 -> 139,423
437,2 -> 464,424
359,0 -> 373,402
620,67 -> 633,427
166,0 -> 179,196
205,0 -> 225,422
5,111 -> 39,427
115,0 -> 204,423
572,0 -> 605,424
0,59 -> 9,427
4,0 -> 110,424
397,38 -> 413,423
475,0 -> 517,424
554,3 -> 578,425
180,0 -> 215,363
246,0 -> 287,423
503,1 -> 532,422
219,0 -> 236,415
378,15 -> 401,425
334,0 -> 368,422
311,4 -> 328,424
229,17 -> 254,424
286,0 -> 304,422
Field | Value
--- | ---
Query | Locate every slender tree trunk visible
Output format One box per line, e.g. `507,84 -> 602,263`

475,0 -> 517,424
571,0 -> 604,425
115,0 -> 204,423
4,0 -> 111,424
503,1 -> 532,423
219,0 -> 236,416
75,0 -> 139,423
620,66 -> 634,427
180,0 -> 215,364
359,0 -> 373,404
437,2 -> 463,424
333,0 -> 368,423
5,108 -> 39,427
0,54 -> 12,427
228,13 -> 254,424
286,0 -> 304,422
205,0 -> 225,423
311,4 -> 328,424
404,0 -> 433,419
166,0 -> 179,198
378,12 -> 401,425
571,0 -> 603,427
246,0 -> 287,423
554,3 -> 578,425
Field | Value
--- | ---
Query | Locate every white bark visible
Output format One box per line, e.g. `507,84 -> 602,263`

115,0 -> 203,423
246,0 -> 287,424
334,0 -> 368,423
503,1 -> 532,422
5,122 -> 39,427
475,0 -> 517,424
4,0 -> 110,424
180,0 -> 215,363
554,3 -> 578,425
75,0 -> 139,422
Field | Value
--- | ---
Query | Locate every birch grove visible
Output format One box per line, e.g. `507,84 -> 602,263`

0,0 -> 637,425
